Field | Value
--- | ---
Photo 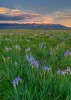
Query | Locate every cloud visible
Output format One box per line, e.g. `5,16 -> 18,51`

0,14 -> 25,21
50,11 -> 71,27
53,11 -> 71,20
0,7 -> 10,14
0,7 -> 70,27
0,7 -> 52,24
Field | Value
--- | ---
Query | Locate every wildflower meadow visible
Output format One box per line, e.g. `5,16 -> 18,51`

0,29 -> 71,100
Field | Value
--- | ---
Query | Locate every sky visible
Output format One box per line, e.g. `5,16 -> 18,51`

0,0 -> 71,27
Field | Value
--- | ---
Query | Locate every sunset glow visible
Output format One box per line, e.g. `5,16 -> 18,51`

0,0 -> 71,27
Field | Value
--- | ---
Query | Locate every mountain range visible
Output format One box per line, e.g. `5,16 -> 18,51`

0,23 -> 70,29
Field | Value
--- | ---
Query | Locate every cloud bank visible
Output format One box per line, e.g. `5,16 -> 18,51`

0,7 -> 71,27
51,11 -> 71,27
0,7 -> 52,24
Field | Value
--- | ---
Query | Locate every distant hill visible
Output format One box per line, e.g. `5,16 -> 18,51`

0,23 -> 70,29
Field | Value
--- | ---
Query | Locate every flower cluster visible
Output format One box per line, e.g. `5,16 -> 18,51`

39,42 -> 46,49
26,54 -> 39,67
5,46 -> 12,51
15,45 -> 21,51
57,67 -> 71,76
25,48 -> 30,52
64,50 -> 71,56
12,76 -> 21,88
44,66 -> 52,71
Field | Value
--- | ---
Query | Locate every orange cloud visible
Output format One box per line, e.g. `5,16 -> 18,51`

0,7 -> 10,14
0,7 -> 71,27
0,7 -> 52,24
55,19 -> 71,27
11,9 -> 23,15
51,11 -> 71,27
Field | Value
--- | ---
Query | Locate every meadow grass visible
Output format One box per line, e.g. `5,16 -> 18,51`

0,29 -> 71,100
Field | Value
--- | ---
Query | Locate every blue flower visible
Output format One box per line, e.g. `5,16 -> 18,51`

12,76 -> 21,87
26,54 -> 39,67
44,66 -> 52,71
57,69 -> 66,76
44,66 -> 49,70
57,69 -> 61,74
64,50 -> 71,56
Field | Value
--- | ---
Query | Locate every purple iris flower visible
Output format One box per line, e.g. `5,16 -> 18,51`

26,54 -> 39,67
44,66 -> 52,71
12,76 -> 21,87
64,50 -> 71,56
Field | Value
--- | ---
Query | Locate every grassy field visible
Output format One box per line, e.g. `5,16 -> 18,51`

0,29 -> 71,100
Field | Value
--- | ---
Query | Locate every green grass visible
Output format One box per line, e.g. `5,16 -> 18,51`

0,29 -> 71,100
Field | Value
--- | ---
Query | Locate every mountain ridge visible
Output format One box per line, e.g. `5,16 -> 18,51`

0,23 -> 70,29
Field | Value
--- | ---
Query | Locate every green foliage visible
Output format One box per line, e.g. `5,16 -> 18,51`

0,29 -> 71,100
